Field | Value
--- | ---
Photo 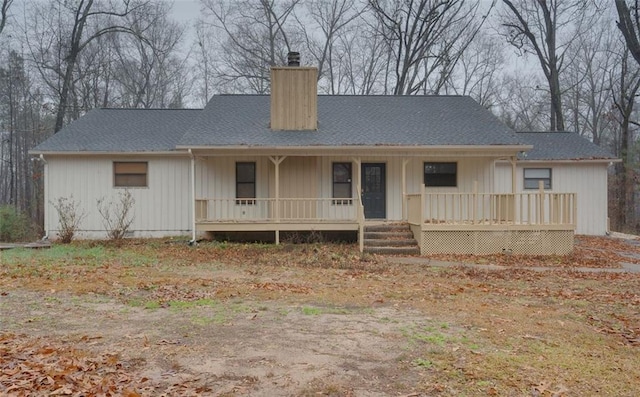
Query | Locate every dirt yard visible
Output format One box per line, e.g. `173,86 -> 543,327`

1,236 -> 640,396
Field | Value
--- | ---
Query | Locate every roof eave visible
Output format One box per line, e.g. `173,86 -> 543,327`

29,150 -> 188,156
177,144 -> 532,153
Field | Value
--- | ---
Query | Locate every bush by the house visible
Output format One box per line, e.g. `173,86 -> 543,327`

97,190 -> 135,240
0,205 -> 33,242
51,196 -> 86,243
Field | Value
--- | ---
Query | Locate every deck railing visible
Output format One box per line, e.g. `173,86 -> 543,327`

195,197 -> 360,223
407,184 -> 576,229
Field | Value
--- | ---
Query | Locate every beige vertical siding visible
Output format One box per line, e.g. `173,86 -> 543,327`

45,155 -> 192,239
320,156 -> 494,220
495,161 -> 610,235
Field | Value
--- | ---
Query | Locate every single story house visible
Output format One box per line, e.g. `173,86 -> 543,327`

30,61 -> 617,255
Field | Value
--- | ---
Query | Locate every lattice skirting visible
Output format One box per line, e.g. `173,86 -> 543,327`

419,230 -> 574,255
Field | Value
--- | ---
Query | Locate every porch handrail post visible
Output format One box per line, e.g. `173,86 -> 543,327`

472,180 -> 478,224
538,180 -> 545,224
402,158 -> 411,220
269,156 -> 286,244
420,183 -> 426,225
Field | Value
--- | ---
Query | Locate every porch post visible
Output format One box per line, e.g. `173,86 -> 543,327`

269,156 -> 286,244
189,149 -> 197,243
352,157 -> 363,252
402,158 -> 411,220
510,156 -> 517,194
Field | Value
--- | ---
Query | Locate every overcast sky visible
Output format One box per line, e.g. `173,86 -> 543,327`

171,0 -> 201,23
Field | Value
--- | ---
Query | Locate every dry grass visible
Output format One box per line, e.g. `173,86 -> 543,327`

1,238 -> 640,395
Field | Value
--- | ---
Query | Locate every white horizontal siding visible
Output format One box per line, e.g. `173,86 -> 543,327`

45,156 -> 192,239
495,161 -> 610,235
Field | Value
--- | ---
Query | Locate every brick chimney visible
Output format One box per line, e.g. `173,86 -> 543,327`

270,52 -> 318,131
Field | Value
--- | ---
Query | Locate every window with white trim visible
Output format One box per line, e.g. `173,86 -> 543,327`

114,162 -> 148,187
236,162 -> 256,204
424,162 -> 457,187
332,162 -> 352,204
523,168 -> 552,189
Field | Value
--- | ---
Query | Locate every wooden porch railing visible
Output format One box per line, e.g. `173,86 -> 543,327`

407,184 -> 576,228
195,198 -> 360,223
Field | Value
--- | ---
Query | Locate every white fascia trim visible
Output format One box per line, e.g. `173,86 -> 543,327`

180,145 -> 532,156
496,158 -> 620,164
28,151 -> 189,157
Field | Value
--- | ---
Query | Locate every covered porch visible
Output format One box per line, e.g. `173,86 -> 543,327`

190,153 -> 367,248
186,149 -> 576,255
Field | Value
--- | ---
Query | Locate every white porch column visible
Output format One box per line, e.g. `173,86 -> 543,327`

269,156 -> 286,244
352,157 -> 362,197
510,156 -> 517,194
352,157 -> 363,252
402,158 -> 411,220
189,149 -> 197,243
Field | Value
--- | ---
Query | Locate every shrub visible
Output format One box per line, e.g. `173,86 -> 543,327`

97,190 -> 135,240
0,205 -> 33,242
50,196 -> 86,243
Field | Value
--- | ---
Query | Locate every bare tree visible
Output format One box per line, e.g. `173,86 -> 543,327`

495,74 -> 549,132
564,16 -> 617,145
609,43 -> 640,231
109,1 -> 188,108
200,0 -> 301,93
296,0 -> 365,94
368,0 -> 493,95
0,0 -> 12,36
500,0 -> 599,131
444,33 -> 504,109
616,0 -> 640,65
25,0 -> 149,133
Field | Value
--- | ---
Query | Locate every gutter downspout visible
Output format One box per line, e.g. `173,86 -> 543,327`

189,149 -> 197,245
40,154 -> 49,241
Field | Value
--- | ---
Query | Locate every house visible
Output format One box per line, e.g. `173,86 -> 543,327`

30,57 -> 617,255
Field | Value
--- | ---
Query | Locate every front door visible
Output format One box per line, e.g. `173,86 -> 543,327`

361,163 -> 386,219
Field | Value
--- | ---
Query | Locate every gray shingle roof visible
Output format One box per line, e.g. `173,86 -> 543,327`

177,95 -> 525,147
32,108 -> 201,153
516,132 -> 617,161
32,95 -> 528,153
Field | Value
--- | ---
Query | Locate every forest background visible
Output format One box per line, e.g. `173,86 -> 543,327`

2,0 -> 640,238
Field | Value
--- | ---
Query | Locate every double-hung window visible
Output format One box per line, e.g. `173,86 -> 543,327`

524,168 -> 552,189
236,162 -> 256,204
114,162 -> 148,188
332,162 -> 352,204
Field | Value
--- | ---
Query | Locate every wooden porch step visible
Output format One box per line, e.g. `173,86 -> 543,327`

364,223 -> 414,232
364,246 -> 421,255
363,231 -> 414,240
363,238 -> 417,247
362,222 -> 420,256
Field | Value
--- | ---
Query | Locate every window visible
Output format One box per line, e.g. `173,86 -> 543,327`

114,162 -> 148,187
236,162 -> 256,204
332,162 -> 352,204
524,168 -> 552,189
424,162 -> 457,187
